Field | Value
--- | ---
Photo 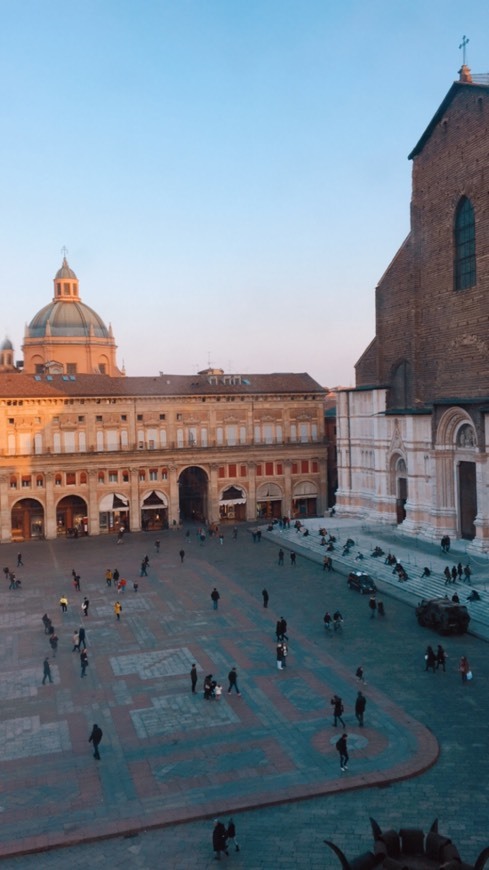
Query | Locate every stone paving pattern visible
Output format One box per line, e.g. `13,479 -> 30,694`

0,520 -> 488,869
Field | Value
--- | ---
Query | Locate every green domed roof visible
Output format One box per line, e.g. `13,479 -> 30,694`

27,301 -> 109,339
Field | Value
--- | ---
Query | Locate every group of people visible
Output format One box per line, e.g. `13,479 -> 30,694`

323,610 -> 344,632
212,818 -> 240,859
200,667 -> 241,699
3,565 -> 21,589
443,563 -> 472,585
424,644 -> 447,672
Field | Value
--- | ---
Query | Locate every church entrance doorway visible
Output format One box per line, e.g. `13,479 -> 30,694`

396,477 -> 407,524
179,467 -> 208,522
458,461 -> 477,540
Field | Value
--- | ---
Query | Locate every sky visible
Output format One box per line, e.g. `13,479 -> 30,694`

1,0 -> 488,388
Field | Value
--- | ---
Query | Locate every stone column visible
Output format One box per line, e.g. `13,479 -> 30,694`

247,462 -> 256,521
130,468 -> 141,532
208,464 -> 219,524
168,465 -> 179,526
88,470 -> 100,536
283,460 -> 292,518
0,474 -> 10,542
45,473 -> 57,540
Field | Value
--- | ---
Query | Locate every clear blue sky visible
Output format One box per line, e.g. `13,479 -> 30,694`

1,0 -> 487,387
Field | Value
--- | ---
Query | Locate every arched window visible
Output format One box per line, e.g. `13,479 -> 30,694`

454,197 -> 476,290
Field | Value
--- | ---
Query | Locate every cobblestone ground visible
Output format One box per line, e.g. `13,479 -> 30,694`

0,525 -> 488,869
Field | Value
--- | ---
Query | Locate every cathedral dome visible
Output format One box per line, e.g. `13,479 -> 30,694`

27,300 -> 110,338
1,337 -> 13,350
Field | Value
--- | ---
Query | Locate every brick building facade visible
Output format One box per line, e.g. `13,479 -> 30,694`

0,259 -> 327,542
336,66 -> 489,550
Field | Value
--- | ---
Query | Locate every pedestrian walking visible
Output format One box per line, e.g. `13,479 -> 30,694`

73,573 -> 81,591
457,562 -> 463,580
459,655 -> 471,683
133,581 -> 139,592
227,666 -> 241,695
113,568 -> 120,585
211,588 -> 220,610
336,732 -> 349,771
368,594 -> 377,618
154,539 -> 160,553
278,549 -> 284,566
114,601 -> 122,621
355,691 -> 366,726
425,645 -> 436,672
276,642 -> 284,670
281,640 -> 288,668
212,819 -> 228,860
219,533 -> 224,545
140,560 -> 148,577
59,596 -> 68,613
80,649 -> 89,677
42,656 -> 53,684
331,694 -> 345,727
356,665 -> 366,684
279,616 -> 288,641
226,818 -> 240,852
82,597 -> 89,617
72,630 -> 80,652
464,564 -> 472,583
88,723 -> 103,760
262,588 -> 269,608
190,663 -> 198,693
232,526 -> 238,540
436,645 -> 446,672
78,625 -> 87,649
49,633 -> 58,656
17,552 -> 23,567
179,549 -> 185,563
105,569 -> 113,587
290,551 -> 296,566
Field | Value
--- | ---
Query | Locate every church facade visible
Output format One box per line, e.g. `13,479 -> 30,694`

336,65 -> 489,551
0,259 -> 326,541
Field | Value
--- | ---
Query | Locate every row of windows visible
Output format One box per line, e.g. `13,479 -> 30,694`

8,460 -> 320,490
217,460 -> 319,478
4,422 -> 320,455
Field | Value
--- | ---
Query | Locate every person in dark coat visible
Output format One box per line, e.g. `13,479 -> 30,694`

179,549 -> 185,563
262,589 -> 269,608
42,656 -> 53,684
425,645 -> 436,672
331,694 -> 345,727
80,649 -> 89,678
211,588 -> 220,610
78,625 -> 87,649
226,818 -> 240,852
88,723 -> 103,760
190,664 -> 198,694
212,819 -> 228,860
276,642 -> 284,670
336,732 -> 349,771
355,691 -> 366,726
436,645 -> 446,672
227,667 -> 241,695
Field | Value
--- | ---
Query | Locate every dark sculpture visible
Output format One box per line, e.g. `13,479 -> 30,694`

324,817 -> 489,869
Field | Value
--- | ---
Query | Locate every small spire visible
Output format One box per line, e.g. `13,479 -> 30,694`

458,35 -> 472,83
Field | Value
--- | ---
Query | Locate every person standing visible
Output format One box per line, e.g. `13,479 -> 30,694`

80,649 -> 89,677
227,666 -> 241,695
82,597 -> 89,617
140,559 -> 148,577
59,596 -> 68,613
72,630 -> 80,652
78,625 -> 87,649
436,645 -> 446,672
179,549 -> 185,563
17,552 -> 23,567
336,732 -> 349,771
355,691 -> 366,726
262,589 -> 269,608
278,549 -> 284,566
42,656 -> 53,684
212,819 -> 228,860
290,551 -> 296,566
154,539 -> 160,553
114,601 -> 122,621
88,723 -> 103,760
279,617 -> 288,641
368,595 -> 377,618
105,569 -> 113,587
226,818 -> 240,852
459,655 -> 470,683
211,588 -> 220,610
113,568 -> 120,585
425,645 -> 436,672
190,663 -> 198,694
73,573 -> 81,591
356,666 -> 366,684
331,694 -> 345,727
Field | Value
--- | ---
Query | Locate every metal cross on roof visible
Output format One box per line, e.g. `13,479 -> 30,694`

459,35 -> 469,65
